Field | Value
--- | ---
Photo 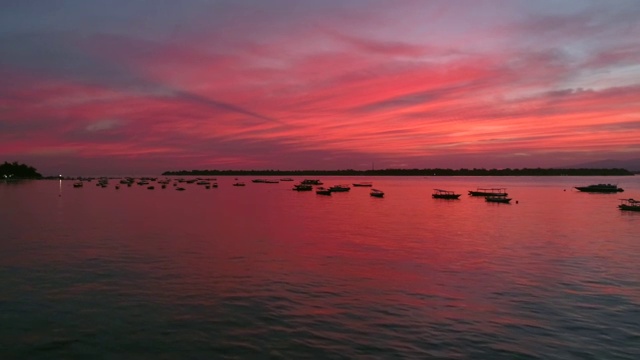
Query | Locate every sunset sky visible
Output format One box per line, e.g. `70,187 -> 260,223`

1,0 -> 639,176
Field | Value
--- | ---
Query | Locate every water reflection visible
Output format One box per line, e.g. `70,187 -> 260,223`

1,176 -> 639,358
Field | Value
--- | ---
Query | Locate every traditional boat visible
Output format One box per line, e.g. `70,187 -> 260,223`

432,189 -> 461,199
468,188 -> 508,196
370,189 -> 384,198
73,182 -> 83,188
353,182 -> 373,187
328,184 -> 351,192
232,182 -> 245,186
575,184 -> 624,193
618,198 -> 640,211
301,179 -> 323,185
485,196 -> 511,203
316,187 -> 332,195
293,184 -> 313,191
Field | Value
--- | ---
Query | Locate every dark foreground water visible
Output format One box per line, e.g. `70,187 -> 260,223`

1,176 -> 639,359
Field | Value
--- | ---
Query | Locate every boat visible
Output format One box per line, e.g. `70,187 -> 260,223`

147,186 -> 155,190
468,188 -> 508,196
73,182 -> 83,188
176,187 -> 186,191
280,178 -> 294,181
328,184 -> 351,192
575,184 -> 624,193
301,179 -> 323,185
232,182 -> 245,186
293,184 -> 313,191
619,198 -> 640,211
316,187 -> 332,195
353,182 -> 373,187
485,196 -> 511,203
432,189 -> 461,199
370,189 -> 384,197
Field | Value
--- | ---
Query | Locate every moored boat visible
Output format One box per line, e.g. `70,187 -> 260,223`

233,182 -> 245,186
370,189 -> 384,197
301,179 -> 323,185
328,184 -> 351,192
618,198 -> 640,211
316,187 -> 332,195
468,188 -> 508,196
293,184 -> 313,191
73,182 -> 83,188
485,196 -> 511,203
432,189 -> 461,199
353,182 -> 373,187
575,184 -> 624,193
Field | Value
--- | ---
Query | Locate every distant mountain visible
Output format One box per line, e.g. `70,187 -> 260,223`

567,158 -> 640,172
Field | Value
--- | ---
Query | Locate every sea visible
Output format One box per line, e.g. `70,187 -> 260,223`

1,175 -> 639,359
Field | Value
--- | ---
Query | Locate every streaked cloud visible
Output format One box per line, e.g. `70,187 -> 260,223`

1,0 -> 639,175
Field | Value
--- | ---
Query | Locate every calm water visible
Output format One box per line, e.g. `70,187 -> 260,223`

1,176 -> 639,359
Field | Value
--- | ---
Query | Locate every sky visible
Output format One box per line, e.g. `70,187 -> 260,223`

1,0 -> 639,176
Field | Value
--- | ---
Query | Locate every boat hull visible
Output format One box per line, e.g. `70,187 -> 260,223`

469,191 -> 507,196
619,205 -> 640,211
485,197 -> 511,203
432,194 -> 461,199
575,186 -> 623,193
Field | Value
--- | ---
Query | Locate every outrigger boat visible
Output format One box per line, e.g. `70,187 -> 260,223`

432,189 -> 461,199
618,198 -> 640,211
468,188 -> 508,197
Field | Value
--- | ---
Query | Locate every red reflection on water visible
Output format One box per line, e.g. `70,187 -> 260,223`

2,177 -> 640,316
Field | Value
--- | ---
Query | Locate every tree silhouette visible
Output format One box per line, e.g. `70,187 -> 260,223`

1,161 -> 43,178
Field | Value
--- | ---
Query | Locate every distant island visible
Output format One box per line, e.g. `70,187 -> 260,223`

1,161 -> 42,179
162,168 -> 633,177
